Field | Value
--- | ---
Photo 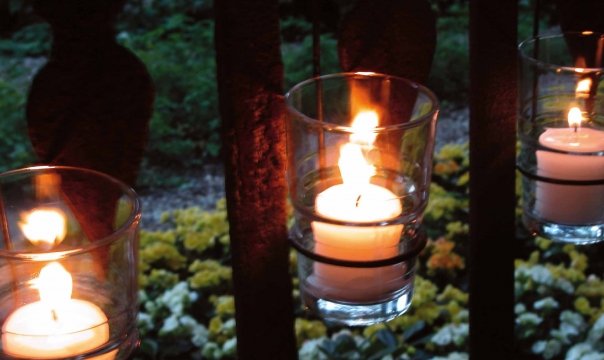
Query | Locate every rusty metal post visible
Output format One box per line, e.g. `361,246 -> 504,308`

468,1 -> 517,359
215,0 -> 298,359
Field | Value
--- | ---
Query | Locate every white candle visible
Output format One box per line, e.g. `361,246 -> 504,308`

536,107 -> 604,224
308,111 -> 405,303
1,263 -> 114,359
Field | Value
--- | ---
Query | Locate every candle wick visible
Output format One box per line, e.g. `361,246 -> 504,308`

355,195 -> 362,207
574,124 -> 578,133
51,309 -> 58,321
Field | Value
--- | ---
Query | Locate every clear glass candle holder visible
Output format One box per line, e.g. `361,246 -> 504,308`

285,72 -> 438,325
518,33 -> 604,244
0,166 -> 140,359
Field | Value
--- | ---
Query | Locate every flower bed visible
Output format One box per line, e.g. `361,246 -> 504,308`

134,143 -> 604,360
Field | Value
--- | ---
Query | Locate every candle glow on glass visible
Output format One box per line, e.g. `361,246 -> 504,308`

536,87 -> 604,225
575,78 -> 592,98
309,109 -> 405,302
1,262 -> 112,359
19,209 -> 66,248
1,209 -> 114,359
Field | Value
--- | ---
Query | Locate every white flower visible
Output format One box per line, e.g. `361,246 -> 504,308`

533,341 -> 546,354
159,314 -> 180,335
455,309 -> 469,322
222,338 -> 237,356
137,312 -> 154,334
516,265 -> 554,286
117,31 -> 130,42
222,318 -> 236,333
560,311 -> 586,331
201,342 -> 223,360
554,278 -> 575,294
517,312 -> 543,327
179,315 -> 209,347
432,352 -> 469,360
534,297 -> 559,311
515,303 -> 527,315
138,289 -> 149,303
545,340 -> 562,359
299,338 -> 327,360
588,315 -> 604,343
431,324 -> 469,347
533,339 -> 561,359
566,343 -> 594,360
158,281 -> 198,315
144,299 -> 159,314
584,354 -> 604,360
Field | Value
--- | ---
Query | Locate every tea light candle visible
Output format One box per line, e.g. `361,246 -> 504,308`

536,107 -> 604,224
1,262 -> 113,359
310,111 -> 404,302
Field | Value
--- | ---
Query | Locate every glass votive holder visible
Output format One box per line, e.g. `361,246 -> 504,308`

518,33 -> 604,244
0,166 -> 140,359
285,72 -> 438,325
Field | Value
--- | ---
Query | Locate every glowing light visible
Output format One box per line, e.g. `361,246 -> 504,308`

19,209 -> 66,248
568,107 -> 583,129
338,110 -> 379,185
34,262 -> 73,311
19,209 -> 67,246
576,78 -> 592,97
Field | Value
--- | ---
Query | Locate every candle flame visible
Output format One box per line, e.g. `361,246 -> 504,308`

19,209 -> 66,248
568,107 -> 583,129
34,262 -> 72,312
350,110 -> 379,145
338,110 -> 379,185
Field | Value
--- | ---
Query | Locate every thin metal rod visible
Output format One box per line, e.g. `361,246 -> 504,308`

312,0 -> 321,77
530,0 -> 541,125
532,0 -> 540,39
469,0 -> 517,358
312,0 -> 326,174
0,188 -> 18,306
0,192 -> 12,249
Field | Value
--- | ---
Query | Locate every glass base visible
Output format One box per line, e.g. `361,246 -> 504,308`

300,280 -> 413,326
96,326 -> 139,360
523,213 -> 604,244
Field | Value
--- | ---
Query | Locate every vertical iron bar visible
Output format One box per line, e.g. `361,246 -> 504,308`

530,0 -> 541,125
312,0 -> 326,175
0,194 -> 11,249
312,0 -> 321,78
215,0 -> 297,358
532,0 -> 541,39
469,1 -> 517,359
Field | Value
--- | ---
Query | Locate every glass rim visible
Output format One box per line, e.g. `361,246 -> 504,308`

0,165 -> 141,260
284,72 -> 439,133
518,32 -> 604,73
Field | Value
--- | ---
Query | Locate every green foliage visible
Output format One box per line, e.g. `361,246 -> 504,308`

136,200 -> 231,359
0,78 -> 35,171
427,5 -> 469,106
0,23 -> 51,57
282,32 -> 341,91
119,17 -> 221,171
118,0 -> 211,32
427,2 -> 541,106
136,143 -> 604,359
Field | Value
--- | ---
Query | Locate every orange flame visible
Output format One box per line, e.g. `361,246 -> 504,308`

338,111 -> 379,185
568,107 -> 583,129
19,209 -> 66,248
